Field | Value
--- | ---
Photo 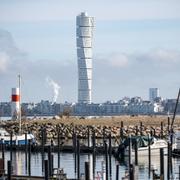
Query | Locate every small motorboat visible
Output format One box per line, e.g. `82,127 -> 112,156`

118,136 -> 176,156
0,128 -> 35,145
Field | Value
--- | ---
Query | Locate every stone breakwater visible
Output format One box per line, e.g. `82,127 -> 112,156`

1,116 -> 179,142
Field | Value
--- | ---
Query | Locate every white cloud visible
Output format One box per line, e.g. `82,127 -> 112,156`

96,49 -> 180,69
148,49 -> 180,63
96,53 -> 129,68
108,53 -> 129,68
133,49 -> 180,69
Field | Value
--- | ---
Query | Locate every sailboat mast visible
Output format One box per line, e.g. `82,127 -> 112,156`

18,74 -> 21,134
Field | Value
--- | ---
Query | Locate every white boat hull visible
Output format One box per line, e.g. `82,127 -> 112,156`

0,133 -> 35,145
125,139 -> 176,156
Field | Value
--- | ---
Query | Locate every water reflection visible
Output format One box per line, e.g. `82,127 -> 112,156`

1,151 -> 179,179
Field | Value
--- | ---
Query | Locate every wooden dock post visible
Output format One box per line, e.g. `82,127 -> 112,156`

134,139 -> 138,166
77,139 -> 80,180
10,131 -> 12,161
120,121 -> 124,143
161,122 -> 163,138
25,132 -> 27,171
167,116 -> 170,134
160,148 -> 164,180
44,126 -> 47,145
129,164 -> 134,180
116,164 -> 119,180
128,135 -> 132,168
41,127 -> 45,173
85,162 -> 90,180
87,126 -> 90,147
92,129 -> 96,178
73,129 -> 77,175
105,141 -> 109,180
1,139 -> 4,169
135,125 -> 138,136
167,141 -> 170,179
57,126 -> 60,168
109,133 -> 112,180
121,121 -> 124,129
8,160 -> 12,180
103,126 -> 105,145
28,139 -> 31,176
153,128 -> 156,137
150,130 -> 153,137
44,160 -> 49,180
48,146 -> 52,177
140,122 -> 143,136
148,134 -> 151,178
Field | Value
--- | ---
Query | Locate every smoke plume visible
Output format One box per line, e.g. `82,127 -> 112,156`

46,77 -> 60,103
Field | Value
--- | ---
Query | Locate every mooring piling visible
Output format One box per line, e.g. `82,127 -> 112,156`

128,135 -> 132,168
73,129 -> 77,176
57,126 -> 61,168
167,141 -> 170,179
77,139 -> 80,180
28,139 -> 31,176
129,164 -> 134,180
7,160 -> 12,180
120,121 -> 124,143
140,121 -> 143,136
92,128 -> 96,178
160,148 -> 164,180
109,133 -> 112,180
85,161 -> 90,180
161,122 -> 163,138
134,139 -> 138,166
10,131 -> 12,161
148,134 -> 151,178
87,126 -> 90,148
104,141 -> 108,180
48,146 -> 52,177
135,125 -> 138,136
116,163 -> 119,180
1,139 -> 5,169
25,132 -> 27,171
44,159 -> 49,180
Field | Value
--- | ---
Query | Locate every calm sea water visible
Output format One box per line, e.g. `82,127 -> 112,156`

0,151 -> 180,179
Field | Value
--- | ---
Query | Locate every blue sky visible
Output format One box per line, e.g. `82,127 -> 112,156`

0,0 -> 180,103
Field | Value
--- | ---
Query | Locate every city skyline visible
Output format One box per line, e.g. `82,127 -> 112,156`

0,0 -> 180,103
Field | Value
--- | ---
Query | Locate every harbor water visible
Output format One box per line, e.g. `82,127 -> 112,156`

1,116 -> 180,179
0,151 -> 180,179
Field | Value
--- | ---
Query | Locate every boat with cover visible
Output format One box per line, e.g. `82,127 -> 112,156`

0,128 -> 35,145
119,136 -> 176,156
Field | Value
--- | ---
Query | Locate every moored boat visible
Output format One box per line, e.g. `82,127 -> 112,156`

117,136 -> 176,157
0,128 -> 35,145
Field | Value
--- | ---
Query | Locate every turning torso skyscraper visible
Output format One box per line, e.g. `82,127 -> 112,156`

76,12 -> 94,104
